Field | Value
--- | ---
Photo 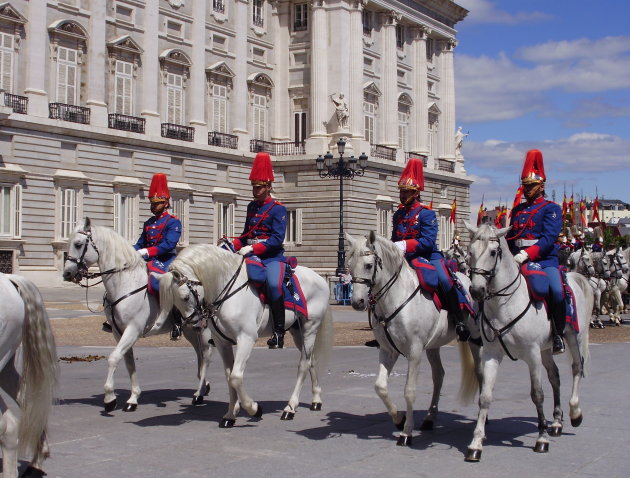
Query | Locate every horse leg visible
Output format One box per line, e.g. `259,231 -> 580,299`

466,354 -> 501,462
396,350 -> 423,447
282,323 -> 317,419
421,348 -> 444,431
184,326 -> 213,405
541,349 -> 563,436
104,328 -> 141,412
374,347 -> 403,436
0,400 -> 19,478
525,352 -> 550,453
214,341 -> 240,428
565,331 -> 584,427
228,337 -> 261,419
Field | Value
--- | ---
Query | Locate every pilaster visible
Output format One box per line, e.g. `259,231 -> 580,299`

380,11 -> 399,148
141,0 -> 161,135
440,39 -> 456,161
232,0 -> 250,148
271,1 -> 290,141
349,1 -> 364,143
309,0 -> 328,139
87,1 -> 108,127
24,0 -> 48,116
411,26 -> 430,155
190,0 -> 208,144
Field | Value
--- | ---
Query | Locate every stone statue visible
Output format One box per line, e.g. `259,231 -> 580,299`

330,92 -> 349,129
455,126 -> 468,157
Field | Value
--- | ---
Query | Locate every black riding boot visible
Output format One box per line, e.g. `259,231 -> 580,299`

551,301 -> 566,355
171,307 -> 183,340
446,286 -> 471,342
102,321 -> 113,333
267,297 -> 286,349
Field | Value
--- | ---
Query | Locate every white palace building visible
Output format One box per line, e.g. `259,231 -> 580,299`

0,0 -> 470,285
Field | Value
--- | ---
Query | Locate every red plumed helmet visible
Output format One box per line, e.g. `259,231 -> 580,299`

398,158 -> 424,191
249,152 -> 275,185
520,149 -> 546,184
148,173 -> 170,203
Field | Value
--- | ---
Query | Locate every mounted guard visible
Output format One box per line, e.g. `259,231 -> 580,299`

392,157 -> 473,342
507,149 -> 569,354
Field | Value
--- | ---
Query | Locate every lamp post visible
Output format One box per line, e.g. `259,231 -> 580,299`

315,138 -> 368,276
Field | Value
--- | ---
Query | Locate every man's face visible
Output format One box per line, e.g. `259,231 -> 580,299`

523,182 -> 544,201
252,183 -> 271,202
150,200 -> 168,216
399,189 -> 418,206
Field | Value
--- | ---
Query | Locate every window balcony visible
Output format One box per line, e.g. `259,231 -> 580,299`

161,123 -> 194,142
250,139 -> 305,156
405,152 -> 428,167
436,159 -> 455,173
3,93 -> 28,114
212,0 -> 224,13
253,15 -> 264,27
208,131 -> 238,149
371,144 -> 397,161
108,113 -> 146,134
49,103 -> 91,124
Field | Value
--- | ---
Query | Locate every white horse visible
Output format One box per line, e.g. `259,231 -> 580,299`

62,218 -> 214,412
464,223 -> 593,461
568,248 -> 608,328
444,242 -> 470,275
345,232 -> 479,446
604,247 -> 629,324
0,274 -> 58,478
152,244 -> 334,427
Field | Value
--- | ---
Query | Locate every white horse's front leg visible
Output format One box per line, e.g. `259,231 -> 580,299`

422,348 -> 445,431
374,347 -> 402,434
566,331 -> 584,427
0,405 -> 19,478
526,351 -> 550,453
121,347 -> 140,411
466,354 -> 501,461
184,326 -> 213,405
541,349 -> 563,436
283,324 -> 318,419
228,337 -> 260,420
397,350 -> 422,447
214,341 -> 240,428
104,327 -> 141,412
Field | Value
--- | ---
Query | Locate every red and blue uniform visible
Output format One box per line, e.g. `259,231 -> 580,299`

507,197 -> 563,303
234,196 -> 287,303
134,211 -> 181,292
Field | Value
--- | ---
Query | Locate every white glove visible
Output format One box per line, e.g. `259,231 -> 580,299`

394,241 -> 406,252
238,245 -> 254,256
514,251 -> 529,265
137,248 -> 149,259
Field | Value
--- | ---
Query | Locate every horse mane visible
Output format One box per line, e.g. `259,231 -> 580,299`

470,223 -> 498,249
88,225 -> 145,270
373,234 -> 407,270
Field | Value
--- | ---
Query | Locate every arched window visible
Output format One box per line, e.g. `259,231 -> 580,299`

159,49 -> 191,125
248,73 -> 273,140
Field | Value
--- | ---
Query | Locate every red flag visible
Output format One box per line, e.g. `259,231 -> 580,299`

592,196 -> 601,223
449,199 -> 457,224
579,199 -> 587,227
428,199 -> 433,210
476,202 -> 484,226
568,195 -> 575,224
562,194 -> 568,219
494,206 -> 507,228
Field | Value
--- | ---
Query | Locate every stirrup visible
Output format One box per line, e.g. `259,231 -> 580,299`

455,323 -> 470,342
171,324 -> 182,341
552,335 -> 565,355
267,332 -> 284,349
102,322 -> 113,333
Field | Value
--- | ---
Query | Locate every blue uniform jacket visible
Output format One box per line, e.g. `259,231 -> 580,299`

234,196 -> 286,264
133,211 -> 182,260
507,197 -> 562,268
391,200 -> 443,262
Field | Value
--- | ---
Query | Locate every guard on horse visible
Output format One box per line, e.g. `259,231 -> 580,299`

392,158 -> 473,342
103,173 -> 183,339
507,149 -> 567,354
231,152 -> 289,349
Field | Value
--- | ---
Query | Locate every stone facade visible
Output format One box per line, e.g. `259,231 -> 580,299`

0,0 -> 470,285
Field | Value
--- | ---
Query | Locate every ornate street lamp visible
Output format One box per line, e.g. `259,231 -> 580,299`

315,138 -> 369,276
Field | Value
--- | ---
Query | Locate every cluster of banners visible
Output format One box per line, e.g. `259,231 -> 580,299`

561,194 -> 602,227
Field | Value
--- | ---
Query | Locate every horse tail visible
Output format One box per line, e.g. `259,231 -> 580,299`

312,305 -> 334,372
457,341 -> 478,404
573,273 -> 593,377
8,275 -> 58,457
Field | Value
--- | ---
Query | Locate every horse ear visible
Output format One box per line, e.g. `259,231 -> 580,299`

464,221 -> 476,234
345,232 -> 355,247
171,269 -> 183,283
84,217 -> 91,233
496,225 -> 512,238
368,230 -> 376,245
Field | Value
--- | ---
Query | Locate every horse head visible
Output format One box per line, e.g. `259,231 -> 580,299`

593,252 -> 611,280
63,217 -> 100,282
611,248 -> 628,276
152,264 -> 206,329
346,231 -> 402,311
465,221 -> 512,301
569,249 -> 595,277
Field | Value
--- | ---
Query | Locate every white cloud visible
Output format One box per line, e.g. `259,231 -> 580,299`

457,0 -> 552,24
517,37 -> 630,63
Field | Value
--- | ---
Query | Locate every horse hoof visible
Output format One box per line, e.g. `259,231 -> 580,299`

204,383 -> 211,396
420,420 -> 434,431
310,402 -> 322,411
192,395 -> 204,406
254,404 -> 263,418
280,411 -> 295,420
465,448 -> 482,462
22,466 -> 46,478
571,414 -> 583,427
548,425 -> 562,437
396,435 -> 412,447
123,403 -> 137,412
534,441 -> 549,453
395,415 -> 406,431
104,399 -> 117,413
219,418 -> 236,428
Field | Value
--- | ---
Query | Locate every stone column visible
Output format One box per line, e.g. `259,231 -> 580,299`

24,0 -> 48,116
87,1 -> 108,126
411,26 -> 429,155
271,2 -> 290,141
380,11 -> 399,149
190,0 -> 208,144
440,39 -> 456,162
308,0 -> 328,142
232,0 -> 250,148
141,0 -> 161,135
348,1 -> 364,144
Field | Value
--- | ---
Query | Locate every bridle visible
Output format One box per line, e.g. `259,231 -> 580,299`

469,238 -> 523,300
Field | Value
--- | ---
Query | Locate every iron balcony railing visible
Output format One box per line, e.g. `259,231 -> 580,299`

253,15 -> 264,27
161,123 -> 194,142
371,144 -> 397,161
49,103 -> 90,124
208,131 -> 238,149
3,93 -> 28,114
436,159 -> 455,173
108,113 -> 146,134
250,139 -> 305,156
405,152 -> 428,166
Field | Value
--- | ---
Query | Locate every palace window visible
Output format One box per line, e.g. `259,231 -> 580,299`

294,3 -> 308,31
113,191 -> 138,242
56,46 -> 78,104
252,0 -> 264,27
212,83 -> 227,133
58,186 -> 81,240
396,24 -> 404,50
114,60 -> 133,115
166,72 -> 184,124
376,206 -> 392,238
0,182 -> 21,238
214,201 -> 234,242
364,93 -> 377,145
0,32 -> 15,93
286,209 -> 302,245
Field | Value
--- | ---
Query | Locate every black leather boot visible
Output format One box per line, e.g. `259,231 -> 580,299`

551,301 -> 566,355
267,296 -> 286,349
446,286 -> 470,342
170,307 -> 183,340
102,322 -> 112,333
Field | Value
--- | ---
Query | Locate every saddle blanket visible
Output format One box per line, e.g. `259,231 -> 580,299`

245,258 -> 308,319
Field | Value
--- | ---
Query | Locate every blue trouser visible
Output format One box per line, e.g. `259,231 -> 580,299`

431,258 -> 454,292
246,257 -> 286,302
522,263 -> 564,304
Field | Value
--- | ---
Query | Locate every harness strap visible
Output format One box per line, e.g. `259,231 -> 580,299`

105,284 -> 148,336
480,300 -> 532,361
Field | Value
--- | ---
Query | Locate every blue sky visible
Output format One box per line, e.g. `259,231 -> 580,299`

454,0 -> 630,215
